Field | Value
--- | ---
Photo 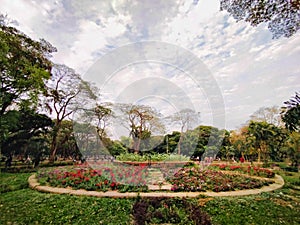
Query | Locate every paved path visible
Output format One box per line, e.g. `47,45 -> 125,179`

28,174 -> 284,198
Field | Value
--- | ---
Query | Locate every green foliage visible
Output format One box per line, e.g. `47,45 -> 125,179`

107,140 -> 127,156
0,173 -> 30,193
247,121 -> 287,162
282,92 -> 300,132
132,197 -> 211,225
1,108 -> 53,159
0,21 -> 55,115
116,153 -> 190,162
282,131 -> 300,167
54,120 -> 80,159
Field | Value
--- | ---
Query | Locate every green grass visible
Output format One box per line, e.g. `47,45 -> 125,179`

0,188 -> 134,224
0,170 -> 299,224
0,172 -> 31,193
203,192 -> 299,225
203,170 -> 300,225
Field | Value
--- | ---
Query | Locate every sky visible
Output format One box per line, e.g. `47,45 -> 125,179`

1,0 -> 300,132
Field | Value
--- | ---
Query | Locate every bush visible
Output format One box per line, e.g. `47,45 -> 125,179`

132,197 -> 212,225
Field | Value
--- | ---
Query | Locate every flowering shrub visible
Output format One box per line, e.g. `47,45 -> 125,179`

212,164 -> 275,178
165,167 -> 273,192
37,163 -> 149,192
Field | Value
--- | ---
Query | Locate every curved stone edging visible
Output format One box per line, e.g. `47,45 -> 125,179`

28,174 -> 284,198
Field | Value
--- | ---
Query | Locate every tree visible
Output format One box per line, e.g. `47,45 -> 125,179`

73,102 -> 114,157
220,0 -> 300,38
247,121 -> 287,162
281,92 -> 300,132
282,131 -> 300,167
117,104 -> 164,153
0,18 -> 55,115
94,102 -> 113,141
281,92 -> 300,167
54,120 -> 80,160
167,109 -> 200,154
1,107 -> 53,161
44,64 -> 97,162
0,17 -> 56,157
250,106 -> 283,126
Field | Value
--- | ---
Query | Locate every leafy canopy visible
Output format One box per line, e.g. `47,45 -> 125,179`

220,0 -> 300,38
0,18 -> 56,114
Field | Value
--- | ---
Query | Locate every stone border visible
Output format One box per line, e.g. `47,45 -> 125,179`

28,174 -> 284,198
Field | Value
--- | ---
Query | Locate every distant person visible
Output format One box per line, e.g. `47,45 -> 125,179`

240,156 -> 245,163
5,155 -> 12,168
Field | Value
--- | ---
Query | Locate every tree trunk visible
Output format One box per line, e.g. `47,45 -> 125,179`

257,148 -> 261,163
49,124 -> 60,163
178,133 -> 184,155
49,135 -> 57,163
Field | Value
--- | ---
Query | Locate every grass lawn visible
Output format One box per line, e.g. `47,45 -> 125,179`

0,170 -> 299,224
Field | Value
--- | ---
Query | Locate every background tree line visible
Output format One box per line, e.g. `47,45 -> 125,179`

1,8 -> 299,168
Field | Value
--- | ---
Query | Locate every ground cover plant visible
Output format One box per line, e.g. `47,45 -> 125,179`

37,162 -> 149,192
164,167 -> 274,192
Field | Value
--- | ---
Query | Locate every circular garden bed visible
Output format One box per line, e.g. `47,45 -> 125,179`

36,161 -> 276,193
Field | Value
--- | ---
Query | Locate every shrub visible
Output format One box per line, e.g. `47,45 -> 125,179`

132,197 -> 212,225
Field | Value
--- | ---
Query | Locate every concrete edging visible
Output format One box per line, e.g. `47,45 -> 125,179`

28,174 -> 284,198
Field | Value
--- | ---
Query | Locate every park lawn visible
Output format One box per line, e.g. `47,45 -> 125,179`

203,170 -> 300,225
1,173 -> 134,224
0,170 -> 299,225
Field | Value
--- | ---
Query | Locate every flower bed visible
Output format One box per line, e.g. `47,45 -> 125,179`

37,163 -> 149,192
211,164 -> 275,178
163,167 -> 274,192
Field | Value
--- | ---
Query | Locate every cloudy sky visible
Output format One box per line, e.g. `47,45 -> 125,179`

1,0 -> 300,131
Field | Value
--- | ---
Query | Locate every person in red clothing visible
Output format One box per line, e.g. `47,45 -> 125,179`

240,156 -> 245,163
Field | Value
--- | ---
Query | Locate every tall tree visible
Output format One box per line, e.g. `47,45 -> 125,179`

283,131 -> 300,167
73,102 -> 114,156
250,106 -> 283,126
94,102 -> 113,141
117,104 -> 164,153
44,64 -> 97,162
0,18 -> 55,115
220,0 -> 300,38
168,109 -> 200,154
281,92 -> 300,132
247,121 -> 286,162
0,16 -> 56,157
281,92 -> 300,167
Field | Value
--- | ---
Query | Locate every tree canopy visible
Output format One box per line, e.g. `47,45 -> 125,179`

220,0 -> 300,38
281,92 -> 300,132
0,20 -> 56,115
